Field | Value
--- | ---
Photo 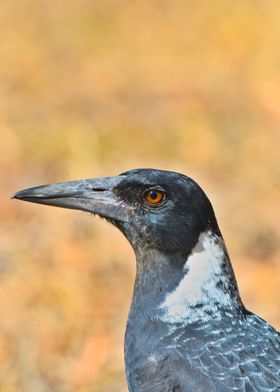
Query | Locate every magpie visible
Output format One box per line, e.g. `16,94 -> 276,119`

12,168 -> 280,391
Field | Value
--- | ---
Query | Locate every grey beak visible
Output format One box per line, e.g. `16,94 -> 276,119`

12,176 -> 132,223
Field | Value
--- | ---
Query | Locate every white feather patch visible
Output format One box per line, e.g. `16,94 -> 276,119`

159,231 -> 233,323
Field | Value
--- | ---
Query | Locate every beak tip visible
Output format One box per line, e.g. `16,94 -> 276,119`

11,192 -> 19,200
11,189 -> 34,201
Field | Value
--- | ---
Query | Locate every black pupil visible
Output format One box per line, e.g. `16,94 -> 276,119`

150,191 -> 159,200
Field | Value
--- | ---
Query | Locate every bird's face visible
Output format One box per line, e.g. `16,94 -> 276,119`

13,169 -> 219,256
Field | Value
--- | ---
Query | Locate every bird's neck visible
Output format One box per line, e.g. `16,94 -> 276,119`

129,230 -> 243,326
125,230 -> 244,381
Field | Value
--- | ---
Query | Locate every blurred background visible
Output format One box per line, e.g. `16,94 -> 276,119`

1,1 -> 280,391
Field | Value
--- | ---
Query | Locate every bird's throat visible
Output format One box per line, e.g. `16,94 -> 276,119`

130,230 -> 242,326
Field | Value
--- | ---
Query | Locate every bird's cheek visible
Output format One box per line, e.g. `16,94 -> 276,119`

126,218 -> 150,244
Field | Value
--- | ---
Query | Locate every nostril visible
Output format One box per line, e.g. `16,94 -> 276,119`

91,188 -> 107,192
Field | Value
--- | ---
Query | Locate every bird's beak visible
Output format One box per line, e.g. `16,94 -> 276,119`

12,175 -> 132,223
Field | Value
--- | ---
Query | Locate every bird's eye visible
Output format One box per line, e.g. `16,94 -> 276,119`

144,189 -> 165,205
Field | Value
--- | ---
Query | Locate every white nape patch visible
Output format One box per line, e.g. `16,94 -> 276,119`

159,231 -> 232,324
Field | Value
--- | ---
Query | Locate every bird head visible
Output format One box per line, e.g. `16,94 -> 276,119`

12,169 -> 220,257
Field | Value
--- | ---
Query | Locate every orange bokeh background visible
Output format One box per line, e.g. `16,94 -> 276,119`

1,2 -> 280,391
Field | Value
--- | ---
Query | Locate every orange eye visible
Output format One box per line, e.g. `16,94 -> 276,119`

144,190 -> 165,205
